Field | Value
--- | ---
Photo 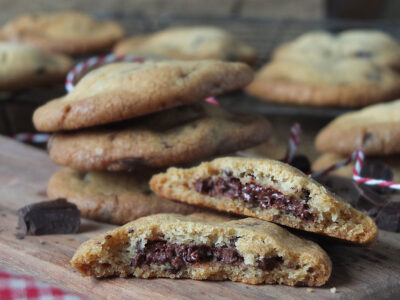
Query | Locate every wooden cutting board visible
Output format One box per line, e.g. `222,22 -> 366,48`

0,135 -> 399,300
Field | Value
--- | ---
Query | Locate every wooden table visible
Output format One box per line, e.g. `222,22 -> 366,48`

0,135 -> 399,299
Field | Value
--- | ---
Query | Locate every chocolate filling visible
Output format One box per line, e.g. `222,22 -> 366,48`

131,240 -> 282,272
194,175 -> 314,221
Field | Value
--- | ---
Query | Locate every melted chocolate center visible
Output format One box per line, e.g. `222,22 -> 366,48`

131,240 -> 282,272
194,175 -> 314,221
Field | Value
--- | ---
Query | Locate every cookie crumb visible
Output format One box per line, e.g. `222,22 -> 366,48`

40,240 -> 46,245
306,288 -> 313,293
330,287 -> 337,294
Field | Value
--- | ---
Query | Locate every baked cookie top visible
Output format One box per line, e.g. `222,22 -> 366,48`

150,157 -> 378,245
71,213 -> 331,286
315,99 -> 400,155
113,26 -> 257,64
246,30 -> 400,107
1,11 -> 125,55
47,168 -> 204,225
33,60 -> 253,132
0,42 -> 73,91
47,104 -> 270,170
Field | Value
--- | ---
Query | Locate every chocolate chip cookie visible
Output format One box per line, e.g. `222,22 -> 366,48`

113,26 -> 257,64
0,42 -> 73,91
246,30 -> 400,107
71,213 -> 332,286
315,99 -> 400,155
47,104 -> 270,171
1,11 -> 124,55
313,152 -> 400,181
150,157 -> 378,245
33,60 -> 253,132
47,168 -> 204,225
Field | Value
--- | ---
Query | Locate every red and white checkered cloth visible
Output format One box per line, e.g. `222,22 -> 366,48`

0,270 -> 87,300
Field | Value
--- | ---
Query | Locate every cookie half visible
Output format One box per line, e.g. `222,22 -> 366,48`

1,11 -> 124,55
150,157 -> 378,244
71,213 -> 332,286
246,30 -> 400,107
47,168 -> 203,225
0,42 -> 73,91
33,60 -> 253,132
315,99 -> 400,155
47,104 -> 270,171
113,26 -> 257,64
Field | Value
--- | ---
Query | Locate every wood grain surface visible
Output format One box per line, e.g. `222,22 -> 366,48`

0,135 -> 399,300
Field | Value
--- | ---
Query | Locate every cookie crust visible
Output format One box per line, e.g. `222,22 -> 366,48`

47,168 -> 204,225
47,104 -> 270,171
33,60 -> 254,132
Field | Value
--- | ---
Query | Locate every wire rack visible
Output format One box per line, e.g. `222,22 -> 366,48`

2,13 -> 400,135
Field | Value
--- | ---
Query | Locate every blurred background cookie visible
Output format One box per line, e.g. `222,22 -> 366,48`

246,30 -> 400,107
0,42 -> 73,91
315,99 -> 400,155
113,26 -> 257,64
1,11 -> 125,55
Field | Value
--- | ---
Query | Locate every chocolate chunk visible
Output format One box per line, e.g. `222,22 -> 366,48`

318,174 -> 400,232
18,198 -> 80,235
194,175 -> 314,221
361,160 -> 393,195
375,197 -> 400,232
257,256 -> 283,271
290,155 -> 311,174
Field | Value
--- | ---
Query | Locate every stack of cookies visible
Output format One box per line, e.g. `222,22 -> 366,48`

33,59 -> 272,225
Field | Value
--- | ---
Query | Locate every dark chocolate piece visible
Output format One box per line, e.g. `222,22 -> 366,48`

194,176 -> 314,221
317,174 -> 400,232
18,198 -> 80,235
289,155 -> 311,174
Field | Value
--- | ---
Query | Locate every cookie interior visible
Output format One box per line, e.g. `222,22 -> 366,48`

150,157 -> 378,245
71,213 -> 331,286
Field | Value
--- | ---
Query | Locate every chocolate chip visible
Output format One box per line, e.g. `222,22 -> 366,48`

35,67 -> 46,75
105,235 -> 112,239
18,199 -> 80,235
354,50 -> 372,58
257,256 -> 283,271
128,229 -> 134,233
